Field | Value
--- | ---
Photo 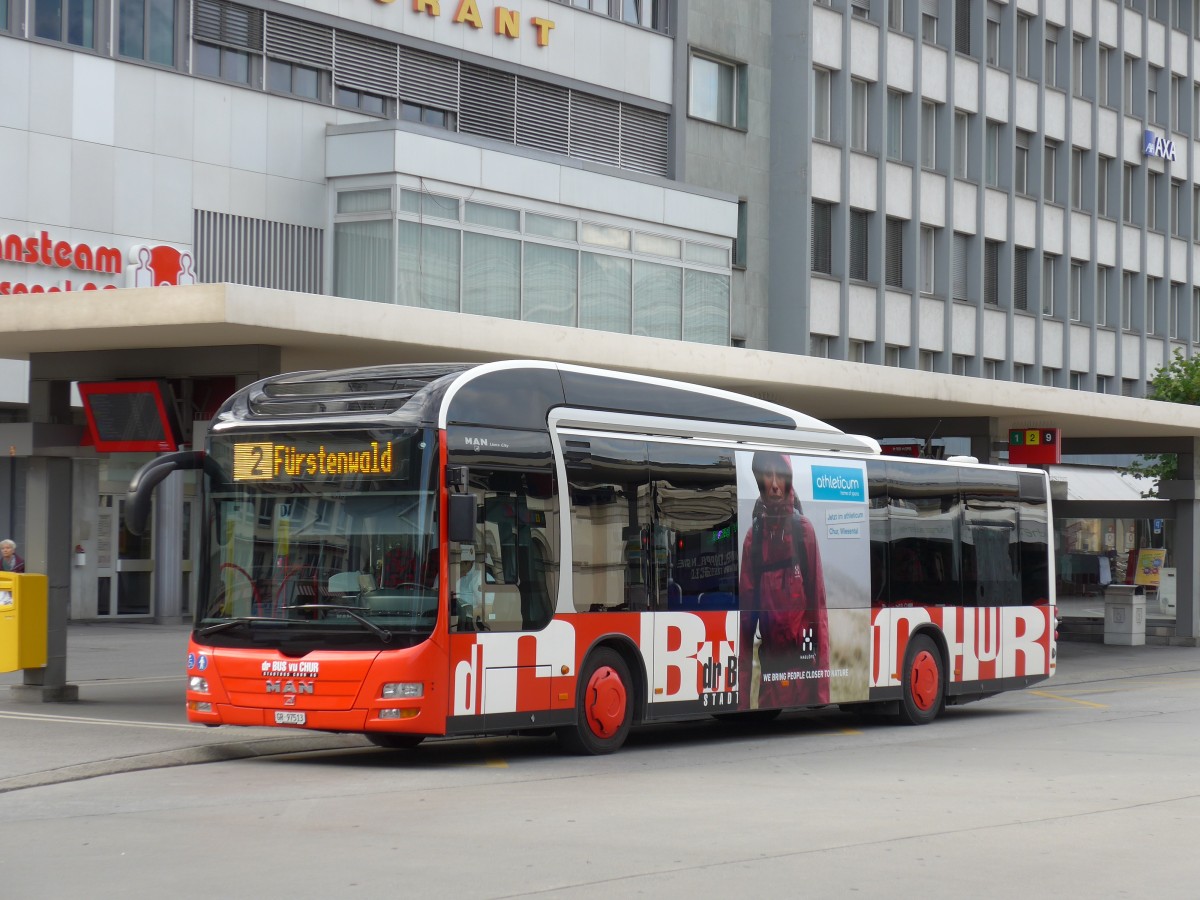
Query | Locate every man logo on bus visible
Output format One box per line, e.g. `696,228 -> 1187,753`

126,245 -> 196,288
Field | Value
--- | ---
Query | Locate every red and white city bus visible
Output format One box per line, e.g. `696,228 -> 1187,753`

128,361 -> 1056,754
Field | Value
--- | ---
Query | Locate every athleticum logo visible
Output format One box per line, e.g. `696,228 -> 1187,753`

811,465 -> 866,502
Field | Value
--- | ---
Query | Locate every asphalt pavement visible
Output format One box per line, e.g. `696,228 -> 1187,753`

2,621 -> 1199,793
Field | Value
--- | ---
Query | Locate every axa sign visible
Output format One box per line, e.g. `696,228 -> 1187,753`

1144,130 -> 1178,162
0,230 -> 195,295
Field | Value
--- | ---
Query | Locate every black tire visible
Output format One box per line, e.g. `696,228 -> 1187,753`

557,648 -> 633,755
365,733 -> 425,750
898,633 -> 944,725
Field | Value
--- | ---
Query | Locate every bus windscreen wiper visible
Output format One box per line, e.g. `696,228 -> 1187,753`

282,604 -> 394,642
198,616 -> 296,637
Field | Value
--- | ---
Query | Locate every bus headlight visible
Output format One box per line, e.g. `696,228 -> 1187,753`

189,676 -> 209,693
381,682 -> 423,699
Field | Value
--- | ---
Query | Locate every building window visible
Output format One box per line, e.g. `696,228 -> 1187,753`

1148,172 -> 1162,231
1124,55 -> 1136,112
886,217 -> 905,288
1171,282 -> 1184,338
921,100 -> 937,168
193,0 -> 262,86
1043,255 -> 1056,315
851,79 -> 870,151
0,0 -> 9,31
1071,148 -> 1085,209
1014,247 -> 1029,310
953,354 -> 969,376
887,90 -> 905,160
1044,24 -> 1060,87
985,120 -> 1002,186
811,335 -> 831,357
1098,46 -> 1113,107
1015,129 -> 1031,194
33,0 -> 98,48
984,359 -> 1000,380
1123,164 -> 1136,222
885,345 -> 903,367
1070,262 -> 1083,321
1122,271 -> 1135,330
1014,363 -> 1030,383
1042,367 -> 1057,387
984,240 -> 1000,305
919,349 -> 936,371
851,0 -> 871,20
953,232 -> 970,301
1096,266 -> 1110,326
117,0 -> 176,65
734,200 -> 748,269
955,0 -> 972,54
889,0 -> 904,30
1149,65 -> 1162,124
1016,13 -> 1032,77
1172,179 -> 1185,236
1147,277 -> 1160,334
920,225 -> 936,294
1194,184 -> 1200,236
689,52 -> 745,129
849,340 -> 867,362
1173,74 -> 1187,130
1098,156 -> 1113,218
849,210 -> 870,281
1069,371 -> 1084,391
1044,139 -> 1059,203
811,202 -> 833,275
400,101 -> 455,130
812,67 -> 832,140
1174,0 -> 1191,30
1072,37 -> 1085,97
986,2 -> 1001,66
921,0 -> 938,42
1194,287 -> 1200,342
954,110 -> 970,178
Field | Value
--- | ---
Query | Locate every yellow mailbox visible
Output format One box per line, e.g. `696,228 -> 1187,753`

0,572 -> 48,672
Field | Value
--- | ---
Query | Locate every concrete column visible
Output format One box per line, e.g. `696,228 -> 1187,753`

12,456 -> 78,701
153,468 -> 185,622
1170,439 -> 1199,644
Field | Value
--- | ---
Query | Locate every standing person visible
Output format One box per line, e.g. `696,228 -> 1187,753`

1,539 -> 24,573
740,452 -> 830,708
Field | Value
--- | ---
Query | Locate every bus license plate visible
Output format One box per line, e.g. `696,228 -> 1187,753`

274,711 -> 306,725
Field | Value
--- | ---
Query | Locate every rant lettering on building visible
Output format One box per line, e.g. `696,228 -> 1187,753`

376,0 -> 556,47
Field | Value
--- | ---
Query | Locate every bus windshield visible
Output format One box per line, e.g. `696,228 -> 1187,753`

200,428 -> 441,647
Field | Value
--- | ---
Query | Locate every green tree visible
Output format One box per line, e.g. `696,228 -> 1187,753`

1124,350 -> 1200,495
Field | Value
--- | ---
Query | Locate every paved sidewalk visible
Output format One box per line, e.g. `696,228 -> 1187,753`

1,622 -> 1199,793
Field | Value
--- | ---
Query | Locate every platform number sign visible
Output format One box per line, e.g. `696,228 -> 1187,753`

1008,428 -> 1061,464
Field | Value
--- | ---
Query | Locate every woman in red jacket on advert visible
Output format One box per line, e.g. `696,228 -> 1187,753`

740,451 -> 830,709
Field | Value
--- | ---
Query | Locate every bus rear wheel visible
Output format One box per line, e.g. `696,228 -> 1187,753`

365,733 -> 425,750
557,648 -> 633,755
899,633 -> 944,725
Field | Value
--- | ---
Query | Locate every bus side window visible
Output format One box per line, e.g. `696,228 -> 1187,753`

566,436 -> 649,614
647,442 -> 738,612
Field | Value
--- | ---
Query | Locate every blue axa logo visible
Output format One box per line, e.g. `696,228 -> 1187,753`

811,465 -> 866,502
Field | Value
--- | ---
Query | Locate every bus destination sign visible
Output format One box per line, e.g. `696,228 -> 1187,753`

232,440 -> 401,481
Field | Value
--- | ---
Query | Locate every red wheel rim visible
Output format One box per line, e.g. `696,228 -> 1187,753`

584,666 -> 627,738
909,649 -> 939,711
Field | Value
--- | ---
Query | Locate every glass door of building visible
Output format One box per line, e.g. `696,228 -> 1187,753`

97,493 -> 155,616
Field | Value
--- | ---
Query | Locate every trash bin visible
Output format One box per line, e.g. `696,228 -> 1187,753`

0,572 -> 48,672
1103,584 -> 1145,646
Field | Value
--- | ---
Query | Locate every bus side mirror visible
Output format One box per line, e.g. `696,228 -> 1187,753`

448,493 -> 477,544
126,451 -> 207,536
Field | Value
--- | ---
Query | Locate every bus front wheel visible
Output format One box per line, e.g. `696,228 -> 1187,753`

558,648 -> 633,755
899,633 -> 944,725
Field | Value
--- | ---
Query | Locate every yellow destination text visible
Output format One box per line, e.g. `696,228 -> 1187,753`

275,441 -> 394,477
232,441 -> 395,480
